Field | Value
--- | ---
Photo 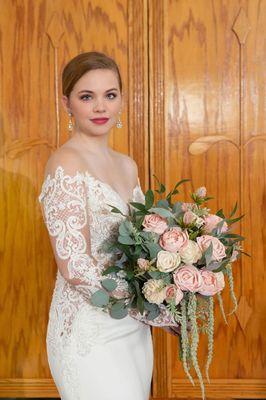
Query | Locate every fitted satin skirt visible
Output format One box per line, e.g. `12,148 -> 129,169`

46,305 -> 154,400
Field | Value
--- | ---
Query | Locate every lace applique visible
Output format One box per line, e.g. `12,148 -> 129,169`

39,165 -> 178,358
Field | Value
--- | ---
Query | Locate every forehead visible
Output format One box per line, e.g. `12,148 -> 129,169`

73,69 -> 119,92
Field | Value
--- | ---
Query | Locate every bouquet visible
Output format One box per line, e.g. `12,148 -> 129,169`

91,177 -> 248,399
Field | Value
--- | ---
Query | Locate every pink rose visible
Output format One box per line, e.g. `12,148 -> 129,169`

198,269 -> 225,296
203,214 -> 228,234
183,210 -> 197,225
165,284 -> 184,305
143,214 -> 168,235
137,258 -> 150,271
197,235 -> 226,261
173,265 -> 203,292
181,202 -> 194,212
159,227 -> 189,252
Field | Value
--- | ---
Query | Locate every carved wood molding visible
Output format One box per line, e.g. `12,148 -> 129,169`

148,0 -> 168,397
128,0 -> 149,189
148,0 -> 167,192
171,378 -> 266,398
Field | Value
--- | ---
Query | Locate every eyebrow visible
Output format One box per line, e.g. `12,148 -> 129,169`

78,88 -> 118,94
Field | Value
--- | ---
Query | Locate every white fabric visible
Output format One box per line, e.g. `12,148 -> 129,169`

38,165 -> 176,400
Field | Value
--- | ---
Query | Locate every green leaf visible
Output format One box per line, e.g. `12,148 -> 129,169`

149,207 -> 173,218
137,296 -> 145,314
144,301 -> 159,312
102,265 -> 121,275
157,199 -> 169,208
107,205 -> 126,216
118,235 -> 136,245
229,202 -> 238,218
101,279 -> 118,292
91,290 -> 110,307
216,209 -> 225,219
153,174 -> 166,194
110,302 -> 128,319
119,220 -> 133,236
145,189 -> 154,209
223,233 -> 245,240
205,242 -> 213,266
148,270 -> 163,279
147,308 -> 161,320
129,202 -> 147,211
144,242 -> 162,259
226,214 -> 245,225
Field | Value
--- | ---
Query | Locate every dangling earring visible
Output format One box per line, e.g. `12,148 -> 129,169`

116,111 -> 123,129
68,112 -> 73,132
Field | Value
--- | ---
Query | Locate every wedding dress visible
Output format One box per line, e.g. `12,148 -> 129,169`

38,163 -> 176,400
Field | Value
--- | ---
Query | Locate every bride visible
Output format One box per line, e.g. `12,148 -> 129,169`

38,51 -> 180,400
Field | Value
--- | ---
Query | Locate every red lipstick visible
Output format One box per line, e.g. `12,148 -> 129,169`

90,118 -> 109,125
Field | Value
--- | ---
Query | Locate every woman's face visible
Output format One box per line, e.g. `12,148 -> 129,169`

62,68 -> 123,136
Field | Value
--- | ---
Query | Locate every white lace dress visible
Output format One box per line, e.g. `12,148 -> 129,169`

38,165 -> 176,400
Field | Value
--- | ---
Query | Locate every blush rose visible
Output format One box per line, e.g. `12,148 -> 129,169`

173,265 -> 204,292
159,227 -> 189,253
197,235 -> 226,261
142,214 -> 168,234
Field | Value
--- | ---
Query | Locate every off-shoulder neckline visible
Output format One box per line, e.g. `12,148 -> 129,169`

40,165 -> 141,206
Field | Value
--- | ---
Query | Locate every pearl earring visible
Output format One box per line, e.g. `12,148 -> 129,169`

68,112 -> 73,132
116,111 -> 123,129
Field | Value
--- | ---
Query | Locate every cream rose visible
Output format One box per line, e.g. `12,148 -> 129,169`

203,214 -> 228,234
179,240 -> 202,264
197,235 -> 226,261
142,214 -> 168,234
173,265 -> 203,292
159,227 -> 189,252
198,269 -> 225,296
142,279 -> 166,304
137,258 -> 150,271
156,250 -> 181,272
165,284 -> 184,305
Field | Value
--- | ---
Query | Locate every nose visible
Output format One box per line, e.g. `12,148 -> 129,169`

93,98 -> 106,112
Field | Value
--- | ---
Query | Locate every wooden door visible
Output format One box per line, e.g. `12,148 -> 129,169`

0,0 -> 148,397
149,0 -> 266,398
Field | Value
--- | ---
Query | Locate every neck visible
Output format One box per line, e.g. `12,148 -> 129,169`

73,130 -> 112,156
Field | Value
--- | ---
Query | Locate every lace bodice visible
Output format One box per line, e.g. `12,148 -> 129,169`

38,164 -> 176,348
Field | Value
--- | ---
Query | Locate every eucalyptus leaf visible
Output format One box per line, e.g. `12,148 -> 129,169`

149,207 -> 174,218
101,278 -> 118,292
110,302 -> 128,319
144,242 -> 162,259
147,308 -> 161,320
156,199 -> 169,208
91,290 -> 110,307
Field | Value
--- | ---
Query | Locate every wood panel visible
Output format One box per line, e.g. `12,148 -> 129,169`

149,0 -> 266,398
0,0 -> 148,396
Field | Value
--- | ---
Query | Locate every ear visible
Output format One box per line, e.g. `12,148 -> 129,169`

61,95 -> 71,113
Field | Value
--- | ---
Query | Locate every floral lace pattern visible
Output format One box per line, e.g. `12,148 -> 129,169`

39,165 -> 177,358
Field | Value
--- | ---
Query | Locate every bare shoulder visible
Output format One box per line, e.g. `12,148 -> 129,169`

44,146 -> 86,178
113,151 -> 138,182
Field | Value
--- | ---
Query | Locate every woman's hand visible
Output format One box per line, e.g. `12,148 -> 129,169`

162,325 -> 181,336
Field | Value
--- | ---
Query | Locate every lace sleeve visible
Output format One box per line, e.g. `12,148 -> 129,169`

38,165 -> 110,301
127,181 -> 178,327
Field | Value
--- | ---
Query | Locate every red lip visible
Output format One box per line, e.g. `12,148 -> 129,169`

90,118 -> 109,125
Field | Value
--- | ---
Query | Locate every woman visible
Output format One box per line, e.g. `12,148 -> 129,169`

38,51 -> 179,400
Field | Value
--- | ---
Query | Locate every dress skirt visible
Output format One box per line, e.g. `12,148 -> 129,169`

46,305 -> 154,400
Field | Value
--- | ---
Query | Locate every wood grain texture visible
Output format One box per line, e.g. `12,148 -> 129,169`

150,0 -> 266,398
0,0 -> 147,390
